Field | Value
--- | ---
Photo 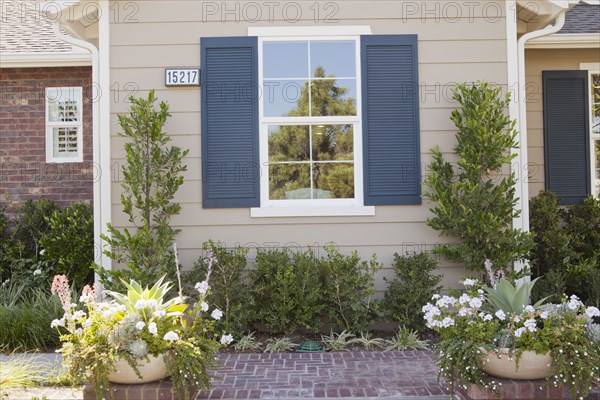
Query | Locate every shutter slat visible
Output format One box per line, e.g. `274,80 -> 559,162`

201,37 -> 260,208
361,35 -> 421,206
543,71 -> 590,205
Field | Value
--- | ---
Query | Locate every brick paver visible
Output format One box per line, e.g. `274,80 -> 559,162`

201,351 -> 454,399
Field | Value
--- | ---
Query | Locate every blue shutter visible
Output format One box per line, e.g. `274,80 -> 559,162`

543,71 -> 590,205
201,37 -> 259,208
361,35 -> 421,206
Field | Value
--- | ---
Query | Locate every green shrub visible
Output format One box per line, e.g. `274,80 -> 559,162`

0,283 -> 64,351
12,198 -> 59,257
423,82 -> 533,272
383,252 -> 442,331
529,192 -> 600,306
250,248 -> 323,334
40,202 -> 94,290
99,90 -> 189,290
186,241 -> 251,336
321,245 -> 381,332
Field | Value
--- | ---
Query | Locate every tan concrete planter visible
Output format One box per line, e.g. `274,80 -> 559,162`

108,355 -> 168,384
480,348 -> 553,380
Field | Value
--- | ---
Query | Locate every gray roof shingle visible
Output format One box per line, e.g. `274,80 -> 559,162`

0,0 -> 75,54
558,3 -> 600,34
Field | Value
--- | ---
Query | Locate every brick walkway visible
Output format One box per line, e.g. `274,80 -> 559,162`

201,351 -> 455,399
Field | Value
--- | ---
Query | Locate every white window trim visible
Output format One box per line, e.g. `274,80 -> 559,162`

250,27 -> 374,217
582,64 -> 600,198
45,87 -> 83,163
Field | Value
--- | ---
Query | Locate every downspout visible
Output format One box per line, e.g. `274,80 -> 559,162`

50,23 -> 106,279
513,12 -> 566,273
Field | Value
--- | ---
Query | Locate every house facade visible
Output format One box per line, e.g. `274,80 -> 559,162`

0,0 -> 94,216
42,0 -> 598,290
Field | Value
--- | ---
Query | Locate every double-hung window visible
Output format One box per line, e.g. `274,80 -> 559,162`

45,87 -> 83,163
259,36 -> 362,212
201,28 -> 421,215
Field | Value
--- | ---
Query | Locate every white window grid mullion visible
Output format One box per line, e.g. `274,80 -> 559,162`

45,87 -> 83,163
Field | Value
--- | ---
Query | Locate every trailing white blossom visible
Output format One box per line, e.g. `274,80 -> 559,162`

200,302 -> 209,312
585,306 -> 600,318
514,327 -> 526,338
462,278 -> 477,287
211,309 -> 223,321
163,331 -> 179,341
524,319 -> 537,333
148,322 -> 158,335
220,334 -> 234,345
195,281 -> 209,296
51,318 -> 65,328
495,310 -> 506,321
136,321 -> 146,331
153,309 -> 166,318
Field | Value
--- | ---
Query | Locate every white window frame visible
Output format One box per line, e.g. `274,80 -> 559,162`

581,64 -> 600,198
45,87 -> 83,163
249,26 -> 374,217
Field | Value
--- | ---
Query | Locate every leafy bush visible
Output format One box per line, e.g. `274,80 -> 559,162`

100,90 -> 189,290
0,283 -> 63,351
529,192 -> 600,306
186,241 -> 250,336
423,82 -> 533,272
383,252 -> 442,331
250,248 -> 323,334
40,202 -> 94,289
12,198 -> 59,257
384,326 -> 428,351
321,245 -> 381,332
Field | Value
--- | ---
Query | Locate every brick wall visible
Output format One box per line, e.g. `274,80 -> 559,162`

0,66 -> 93,216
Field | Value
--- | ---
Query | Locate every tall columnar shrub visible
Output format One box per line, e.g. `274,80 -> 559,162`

100,90 -> 189,289
383,252 -> 442,331
423,82 -> 533,272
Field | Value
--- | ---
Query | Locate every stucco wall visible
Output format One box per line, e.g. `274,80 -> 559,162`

525,48 -> 600,198
108,1 -> 510,291
0,66 -> 94,216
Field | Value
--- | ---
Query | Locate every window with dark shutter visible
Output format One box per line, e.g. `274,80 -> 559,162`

543,70 -> 590,205
200,31 -> 421,213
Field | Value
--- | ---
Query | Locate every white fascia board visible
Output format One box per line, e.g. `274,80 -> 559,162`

0,52 -> 93,68
248,26 -> 372,37
526,33 -> 600,48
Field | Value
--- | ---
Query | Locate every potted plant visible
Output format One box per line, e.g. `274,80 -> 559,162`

423,262 -> 600,399
50,251 -> 233,400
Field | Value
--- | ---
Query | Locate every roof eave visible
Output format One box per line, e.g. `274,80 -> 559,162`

0,52 -> 93,68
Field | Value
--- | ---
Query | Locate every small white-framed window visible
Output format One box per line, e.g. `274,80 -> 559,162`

251,27 -> 374,217
45,87 -> 83,163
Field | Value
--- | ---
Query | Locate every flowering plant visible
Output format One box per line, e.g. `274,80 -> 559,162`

423,272 -> 600,399
50,251 -> 232,400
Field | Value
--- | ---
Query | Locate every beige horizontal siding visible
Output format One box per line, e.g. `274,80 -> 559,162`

108,0 -> 510,290
525,48 -> 600,198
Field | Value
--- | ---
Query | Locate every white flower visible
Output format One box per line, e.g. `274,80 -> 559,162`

514,327 -> 526,338
540,311 -> 549,319
33,269 -> 42,276
513,315 -> 521,323
75,328 -> 83,335
148,322 -> 158,335
153,309 -> 166,318
440,317 -> 455,328
163,331 -> 179,341
72,310 -> 87,320
134,300 -> 147,310
431,294 -> 441,300
39,249 -> 46,255
436,295 -> 457,309
50,318 -> 65,328
201,302 -> 209,312
585,306 -> 600,318
220,334 -> 234,345
146,299 -> 158,309
462,278 -> 477,287
211,309 -> 223,321
83,319 -> 93,329
195,281 -> 209,296
477,289 -> 484,295
458,294 -> 471,305
483,314 -> 493,322
524,319 -> 537,333
524,305 -> 535,314
469,298 -> 482,309
458,307 -> 471,317
495,310 -> 506,321
136,321 -> 145,331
